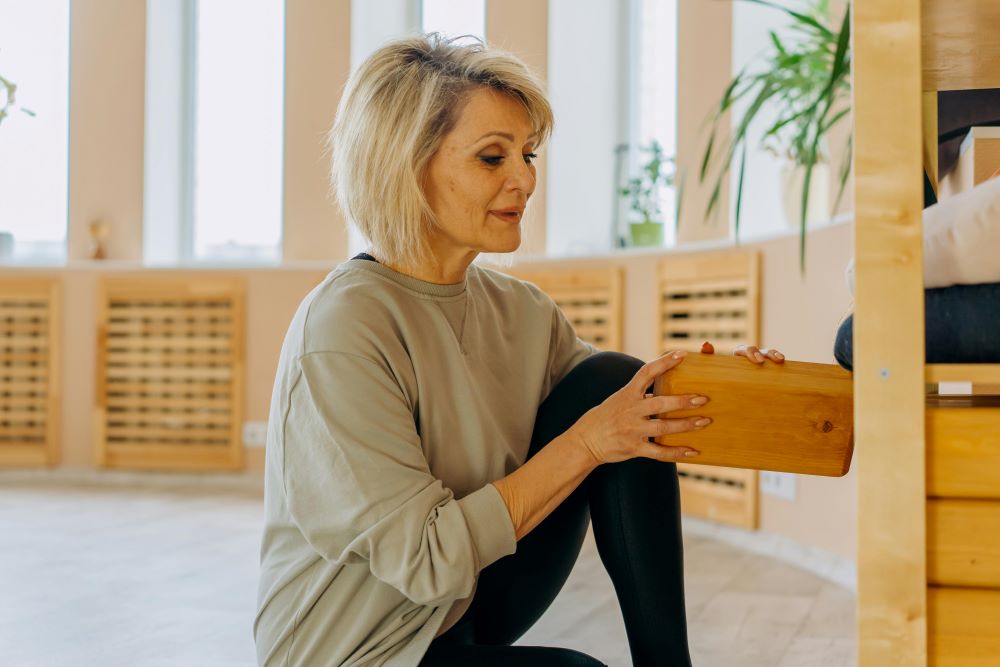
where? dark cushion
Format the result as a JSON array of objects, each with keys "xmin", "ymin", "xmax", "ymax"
[{"xmin": 834, "ymin": 282, "xmax": 1000, "ymax": 371}]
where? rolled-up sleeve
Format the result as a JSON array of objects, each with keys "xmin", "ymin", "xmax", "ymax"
[{"xmin": 280, "ymin": 351, "xmax": 516, "ymax": 607}]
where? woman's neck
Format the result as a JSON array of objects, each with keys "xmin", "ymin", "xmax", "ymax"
[{"xmin": 372, "ymin": 250, "xmax": 477, "ymax": 285}]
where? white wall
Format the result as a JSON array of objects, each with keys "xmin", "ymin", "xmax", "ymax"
[{"xmin": 545, "ymin": 0, "xmax": 628, "ymax": 257}]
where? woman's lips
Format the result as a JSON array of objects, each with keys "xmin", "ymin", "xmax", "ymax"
[{"xmin": 489, "ymin": 209, "xmax": 523, "ymax": 223}]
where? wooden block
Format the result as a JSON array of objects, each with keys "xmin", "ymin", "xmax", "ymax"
[
  {"xmin": 928, "ymin": 498, "xmax": 1000, "ymax": 588},
  {"xmin": 938, "ymin": 128, "xmax": 1000, "ymax": 200},
  {"xmin": 652, "ymin": 353, "xmax": 853, "ymax": 476},
  {"xmin": 928, "ymin": 587, "xmax": 1000, "ymax": 665},
  {"xmin": 927, "ymin": 407, "xmax": 1000, "ymax": 499}
]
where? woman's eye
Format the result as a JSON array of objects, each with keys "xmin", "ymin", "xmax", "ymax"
[
  {"xmin": 479, "ymin": 155, "xmax": 504, "ymax": 166},
  {"xmin": 523, "ymin": 152, "xmax": 538, "ymax": 165}
]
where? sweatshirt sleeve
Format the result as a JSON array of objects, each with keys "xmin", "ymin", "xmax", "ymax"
[
  {"xmin": 280, "ymin": 351, "xmax": 517, "ymax": 607},
  {"xmin": 546, "ymin": 300, "xmax": 599, "ymax": 389}
]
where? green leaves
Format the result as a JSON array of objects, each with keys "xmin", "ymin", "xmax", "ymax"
[
  {"xmin": 620, "ymin": 140, "xmax": 676, "ymax": 226},
  {"xmin": 697, "ymin": 0, "xmax": 852, "ymax": 273}
]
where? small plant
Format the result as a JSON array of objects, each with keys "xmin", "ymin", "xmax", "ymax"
[
  {"xmin": 1, "ymin": 55, "xmax": 36, "ymax": 129},
  {"xmin": 699, "ymin": 0, "xmax": 851, "ymax": 270},
  {"xmin": 620, "ymin": 140, "xmax": 676, "ymax": 225}
]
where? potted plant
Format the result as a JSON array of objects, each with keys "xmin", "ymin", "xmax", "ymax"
[
  {"xmin": 620, "ymin": 139, "xmax": 675, "ymax": 247},
  {"xmin": 699, "ymin": 0, "xmax": 851, "ymax": 270}
]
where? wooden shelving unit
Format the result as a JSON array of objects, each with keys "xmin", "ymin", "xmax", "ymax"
[{"xmin": 854, "ymin": 1, "xmax": 1000, "ymax": 664}]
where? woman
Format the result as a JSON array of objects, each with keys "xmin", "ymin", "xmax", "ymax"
[{"xmin": 254, "ymin": 34, "xmax": 783, "ymax": 667}]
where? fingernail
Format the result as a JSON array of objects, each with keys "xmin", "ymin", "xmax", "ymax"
[
  {"xmin": 684, "ymin": 450, "xmax": 700, "ymax": 457},
  {"xmin": 775, "ymin": 352, "xmax": 784, "ymax": 360},
  {"xmin": 695, "ymin": 418, "xmax": 712, "ymax": 427},
  {"xmin": 755, "ymin": 352, "xmax": 764, "ymax": 361},
  {"xmin": 672, "ymin": 351, "xmax": 687, "ymax": 359},
  {"xmin": 690, "ymin": 396, "xmax": 708, "ymax": 406}
]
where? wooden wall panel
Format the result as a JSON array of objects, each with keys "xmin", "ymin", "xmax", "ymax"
[
  {"xmin": 0, "ymin": 279, "xmax": 61, "ymax": 467},
  {"xmin": 96, "ymin": 277, "xmax": 245, "ymax": 471}
]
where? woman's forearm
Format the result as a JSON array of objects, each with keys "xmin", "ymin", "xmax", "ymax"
[{"xmin": 491, "ymin": 431, "xmax": 598, "ymax": 541}]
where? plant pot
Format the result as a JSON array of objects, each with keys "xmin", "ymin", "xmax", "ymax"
[
  {"xmin": 629, "ymin": 221, "xmax": 664, "ymax": 247},
  {"xmin": 780, "ymin": 162, "xmax": 830, "ymax": 229}
]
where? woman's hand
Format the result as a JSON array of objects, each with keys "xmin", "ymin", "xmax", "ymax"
[
  {"xmin": 569, "ymin": 351, "xmax": 710, "ymax": 466},
  {"xmin": 701, "ymin": 341, "xmax": 785, "ymax": 365}
]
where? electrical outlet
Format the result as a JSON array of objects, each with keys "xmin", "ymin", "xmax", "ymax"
[
  {"xmin": 760, "ymin": 471, "xmax": 796, "ymax": 501},
  {"xmin": 243, "ymin": 421, "xmax": 268, "ymax": 448}
]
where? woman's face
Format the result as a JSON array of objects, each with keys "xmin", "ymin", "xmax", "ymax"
[{"xmin": 422, "ymin": 87, "xmax": 538, "ymax": 266}]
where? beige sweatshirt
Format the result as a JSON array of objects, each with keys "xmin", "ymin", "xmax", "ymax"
[{"xmin": 254, "ymin": 259, "xmax": 596, "ymax": 666}]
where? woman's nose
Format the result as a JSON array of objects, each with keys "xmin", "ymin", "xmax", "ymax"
[{"xmin": 505, "ymin": 159, "xmax": 536, "ymax": 194}]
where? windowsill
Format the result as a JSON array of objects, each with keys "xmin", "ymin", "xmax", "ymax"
[
  {"xmin": 512, "ymin": 213, "xmax": 852, "ymax": 264},
  {"xmin": 0, "ymin": 214, "xmax": 853, "ymax": 272}
]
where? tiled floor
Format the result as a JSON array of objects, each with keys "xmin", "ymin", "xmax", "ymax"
[{"xmin": 0, "ymin": 480, "xmax": 855, "ymax": 666}]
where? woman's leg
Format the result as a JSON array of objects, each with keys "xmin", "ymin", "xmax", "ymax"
[
  {"xmin": 540, "ymin": 352, "xmax": 692, "ymax": 666},
  {"xmin": 421, "ymin": 352, "xmax": 690, "ymax": 666}
]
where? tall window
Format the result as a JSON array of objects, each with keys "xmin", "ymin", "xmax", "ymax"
[
  {"xmin": 0, "ymin": 0, "xmax": 70, "ymax": 263},
  {"xmin": 421, "ymin": 0, "xmax": 485, "ymax": 41},
  {"xmin": 144, "ymin": 0, "xmax": 284, "ymax": 264},
  {"xmin": 192, "ymin": 0, "xmax": 284, "ymax": 261},
  {"xmin": 633, "ymin": 0, "xmax": 678, "ymax": 246}
]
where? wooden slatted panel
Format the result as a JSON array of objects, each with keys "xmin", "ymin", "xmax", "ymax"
[
  {"xmin": 96, "ymin": 278, "xmax": 245, "ymax": 471},
  {"xmin": 928, "ymin": 587, "xmax": 1000, "ymax": 666},
  {"xmin": 927, "ymin": 408, "xmax": 1000, "ymax": 499},
  {"xmin": 657, "ymin": 250, "xmax": 761, "ymax": 530},
  {"xmin": 928, "ymin": 499, "xmax": 1000, "ymax": 588},
  {"xmin": 922, "ymin": 0, "xmax": 1000, "ymax": 91},
  {"xmin": 676, "ymin": 464, "xmax": 758, "ymax": 530},
  {"xmin": 0, "ymin": 279, "xmax": 60, "ymax": 466},
  {"xmin": 512, "ymin": 268, "xmax": 624, "ymax": 352},
  {"xmin": 657, "ymin": 250, "xmax": 759, "ymax": 355}
]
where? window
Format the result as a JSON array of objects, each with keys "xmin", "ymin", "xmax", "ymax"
[
  {"xmin": 547, "ymin": 0, "xmax": 677, "ymax": 257},
  {"xmin": 421, "ymin": 0, "xmax": 485, "ymax": 42},
  {"xmin": 632, "ymin": 0, "xmax": 678, "ymax": 246},
  {"xmin": 144, "ymin": 0, "xmax": 285, "ymax": 264},
  {"xmin": 0, "ymin": 0, "xmax": 70, "ymax": 264}
]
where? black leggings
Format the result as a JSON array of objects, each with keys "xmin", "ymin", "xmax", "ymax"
[{"xmin": 419, "ymin": 352, "xmax": 691, "ymax": 667}]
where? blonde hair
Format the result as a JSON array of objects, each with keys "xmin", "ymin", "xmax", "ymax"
[{"xmin": 329, "ymin": 33, "xmax": 553, "ymax": 267}]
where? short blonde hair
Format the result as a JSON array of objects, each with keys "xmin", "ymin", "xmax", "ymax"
[{"xmin": 329, "ymin": 33, "xmax": 553, "ymax": 267}]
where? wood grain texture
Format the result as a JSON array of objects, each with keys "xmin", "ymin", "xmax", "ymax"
[
  {"xmin": 927, "ymin": 499, "xmax": 1000, "ymax": 588},
  {"xmin": 928, "ymin": 586, "xmax": 1000, "ymax": 665},
  {"xmin": 927, "ymin": 407, "xmax": 1000, "ymax": 499},
  {"xmin": 652, "ymin": 354, "xmax": 853, "ymax": 476},
  {"xmin": 853, "ymin": 0, "xmax": 927, "ymax": 662},
  {"xmin": 922, "ymin": 0, "xmax": 1000, "ymax": 91}
]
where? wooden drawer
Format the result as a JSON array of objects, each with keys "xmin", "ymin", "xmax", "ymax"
[
  {"xmin": 929, "ymin": 586, "xmax": 1000, "ymax": 666},
  {"xmin": 927, "ymin": 408, "xmax": 1000, "ymax": 499},
  {"xmin": 928, "ymin": 499, "xmax": 1000, "ymax": 588}
]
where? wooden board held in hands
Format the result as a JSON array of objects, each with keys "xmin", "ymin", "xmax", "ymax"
[{"xmin": 652, "ymin": 354, "xmax": 854, "ymax": 476}]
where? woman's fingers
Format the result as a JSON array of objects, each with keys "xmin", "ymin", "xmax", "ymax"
[
  {"xmin": 641, "ymin": 442, "xmax": 700, "ymax": 461},
  {"xmin": 761, "ymin": 348, "xmax": 786, "ymax": 363},
  {"xmin": 638, "ymin": 393, "xmax": 709, "ymax": 417},
  {"xmin": 628, "ymin": 350, "xmax": 687, "ymax": 398},
  {"xmin": 644, "ymin": 415, "xmax": 712, "ymax": 438},
  {"xmin": 735, "ymin": 344, "xmax": 785, "ymax": 364},
  {"xmin": 735, "ymin": 344, "xmax": 765, "ymax": 363}
]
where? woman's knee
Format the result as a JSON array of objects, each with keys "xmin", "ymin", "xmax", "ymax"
[{"xmin": 556, "ymin": 351, "xmax": 644, "ymax": 404}]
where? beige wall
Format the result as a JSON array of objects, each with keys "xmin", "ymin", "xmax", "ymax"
[
  {"xmin": 68, "ymin": 0, "xmax": 147, "ymax": 260},
  {"xmin": 676, "ymin": 0, "xmax": 733, "ymax": 244},
  {"xmin": 282, "ymin": 0, "xmax": 351, "ymax": 262},
  {"xmin": 486, "ymin": 0, "xmax": 550, "ymax": 257}
]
